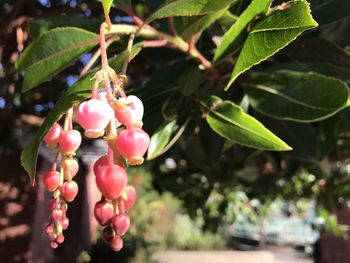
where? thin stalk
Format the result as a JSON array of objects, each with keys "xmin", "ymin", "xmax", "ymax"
[{"xmin": 80, "ymin": 36, "xmax": 118, "ymax": 77}]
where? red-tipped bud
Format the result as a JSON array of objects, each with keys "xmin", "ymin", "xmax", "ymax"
[
  {"xmin": 61, "ymin": 217, "xmax": 69, "ymax": 230},
  {"xmin": 124, "ymin": 185, "xmax": 137, "ymax": 211},
  {"xmin": 62, "ymin": 158, "xmax": 79, "ymax": 180},
  {"xmin": 50, "ymin": 242, "xmax": 58, "ymax": 249},
  {"xmin": 112, "ymin": 214, "xmax": 130, "ymax": 236},
  {"xmin": 110, "ymin": 235, "xmax": 123, "ymax": 252},
  {"xmin": 42, "ymin": 171, "xmax": 61, "ymax": 192},
  {"xmin": 94, "ymin": 200, "xmax": 114, "ymax": 226},
  {"xmin": 45, "ymin": 224, "xmax": 54, "ymax": 235},
  {"xmin": 116, "ymin": 128, "xmax": 150, "ymax": 165},
  {"xmin": 51, "ymin": 209, "xmax": 63, "ymax": 221},
  {"xmin": 58, "ymin": 130, "xmax": 82, "ymax": 154},
  {"xmin": 56, "ymin": 234, "xmax": 65, "ymax": 244},
  {"xmin": 95, "ymin": 165, "xmax": 128, "ymax": 200},
  {"xmin": 43, "ymin": 123, "xmax": 62, "ymax": 146},
  {"xmin": 61, "ymin": 181, "xmax": 78, "ymax": 202}
]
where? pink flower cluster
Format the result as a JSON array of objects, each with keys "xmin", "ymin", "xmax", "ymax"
[{"xmin": 41, "ymin": 93, "xmax": 150, "ymax": 251}]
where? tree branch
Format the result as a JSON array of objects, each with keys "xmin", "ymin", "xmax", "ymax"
[{"xmin": 107, "ymin": 24, "xmax": 212, "ymax": 70}]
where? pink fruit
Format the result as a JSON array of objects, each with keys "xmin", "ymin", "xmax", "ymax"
[
  {"xmin": 102, "ymin": 226, "xmax": 115, "ymax": 244},
  {"xmin": 58, "ymin": 130, "xmax": 82, "ymax": 154},
  {"xmin": 124, "ymin": 186, "xmax": 137, "ymax": 211},
  {"xmin": 62, "ymin": 158, "xmax": 79, "ymax": 180},
  {"xmin": 42, "ymin": 171, "xmax": 61, "ymax": 192},
  {"xmin": 116, "ymin": 128, "xmax": 150, "ymax": 165},
  {"xmin": 43, "ymin": 123, "xmax": 62, "ymax": 146},
  {"xmin": 93, "ymin": 155, "xmax": 109, "ymax": 176},
  {"xmin": 95, "ymin": 164, "xmax": 128, "ymax": 200},
  {"xmin": 112, "ymin": 214, "xmax": 130, "ymax": 236},
  {"xmin": 76, "ymin": 99, "xmax": 113, "ymax": 138},
  {"xmin": 61, "ymin": 181, "xmax": 78, "ymax": 202},
  {"xmin": 115, "ymin": 95, "xmax": 144, "ymax": 128},
  {"xmin": 110, "ymin": 235, "xmax": 123, "ymax": 252},
  {"xmin": 94, "ymin": 200, "xmax": 114, "ymax": 226}
]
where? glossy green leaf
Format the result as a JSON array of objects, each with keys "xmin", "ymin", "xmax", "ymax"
[
  {"xmin": 28, "ymin": 17, "xmax": 100, "ymax": 38},
  {"xmin": 16, "ymin": 27, "xmax": 99, "ymax": 92},
  {"xmin": 267, "ymin": 62, "xmax": 350, "ymax": 84},
  {"xmin": 21, "ymin": 44, "xmax": 143, "ymax": 182},
  {"xmin": 226, "ymin": 0, "xmax": 318, "ymax": 89},
  {"xmin": 245, "ymin": 71, "xmax": 350, "ymax": 122},
  {"xmin": 202, "ymin": 96, "xmax": 291, "ymax": 151},
  {"xmin": 146, "ymin": 0, "xmax": 237, "ymax": 23},
  {"xmin": 99, "ymin": 0, "xmax": 114, "ymax": 16},
  {"xmin": 147, "ymin": 120, "xmax": 177, "ymax": 160},
  {"xmin": 213, "ymin": 0, "xmax": 272, "ymax": 62}
]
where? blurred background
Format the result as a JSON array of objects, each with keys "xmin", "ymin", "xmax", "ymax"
[{"xmin": 0, "ymin": 0, "xmax": 350, "ymax": 262}]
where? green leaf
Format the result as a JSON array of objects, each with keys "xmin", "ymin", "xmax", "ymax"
[
  {"xmin": 21, "ymin": 44, "xmax": 143, "ymax": 182},
  {"xmin": 213, "ymin": 0, "xmax": 272, "ymax": 62},
  {"xmin": 99, "ymin": 0, "xmax": 114, "ymax": 16},
  {"xmin": 147, "ymin": 120, "xmax": 177, "ymax": 160},
  {"xmin": 146, "ymin": 0, "xmax": 237, "ymax": 23},
  {"xmin": 180, "ymin": 9, "xmax": 227, "ymax": 40},
  {"xmin": 202, "ymin": 96, "xmax": 291, "ymax": 151},
  {"xmin": 28, "ymin": 17, "xmax": 100, "ymax": 38},
  {"xmin": 226, "ymin": 0, "xmax": 318, "ymax": 89},
  {"xmin": 16, "ymin": 27, "xmax": 99, "ymax": 92},
  {"xmin": 245, "ymin": 71, "xmax": 350, "ymax": 122},
  {"xmin": 178, "ymin": 67, "xmax": 202, "ymax": 95}
]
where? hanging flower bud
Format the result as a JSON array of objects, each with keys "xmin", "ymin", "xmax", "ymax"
[{"xmin": 76, "ymin": 99, "xmax": 114, "ymax": 138}]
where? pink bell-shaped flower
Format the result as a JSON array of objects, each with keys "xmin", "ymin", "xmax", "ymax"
[
  {"xmin": 76, "ymin": 99, "xmax": 114, "ymax": 138},
  {"xmin": 115, "ymin": 95, "xmax": 144, "ymax": 128},
  {"xmin": 58, "ymin": 130, "xmax": 82, "ymax": 154},
  {"xmin": 95, "ymin": 164, "xmax": 128, "ymax": 200},
  {"xmin": 116, "ymin": 128, "xmax": 150, "ymax": 165},
  {"xmin": 112, "ymin": 213, "xmax": 130, "ymax": 236}
]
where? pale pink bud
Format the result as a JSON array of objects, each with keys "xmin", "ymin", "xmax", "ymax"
[
  {"xmin": 76, "ymin": 99, "xmax": 114, "ymax": 138},
  {"xmin": 58, "ymin": 130, "xmax": 81, "ymax": 154},
  {"xmin": 115, "ymin": 95, "xmax": 144, "ymax": 128}
]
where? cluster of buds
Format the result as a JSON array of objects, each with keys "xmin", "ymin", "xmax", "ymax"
[
  {"xmin": 87, "ymin": 93, "xmax": 148, "ymax": 251},
  {"xmin": 40, "ymin": 22, "xmax": 150, "ymax": 251},
  {"xmin": 42, "ymin": 121, "xmax": 81, "ymax": 248}
]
